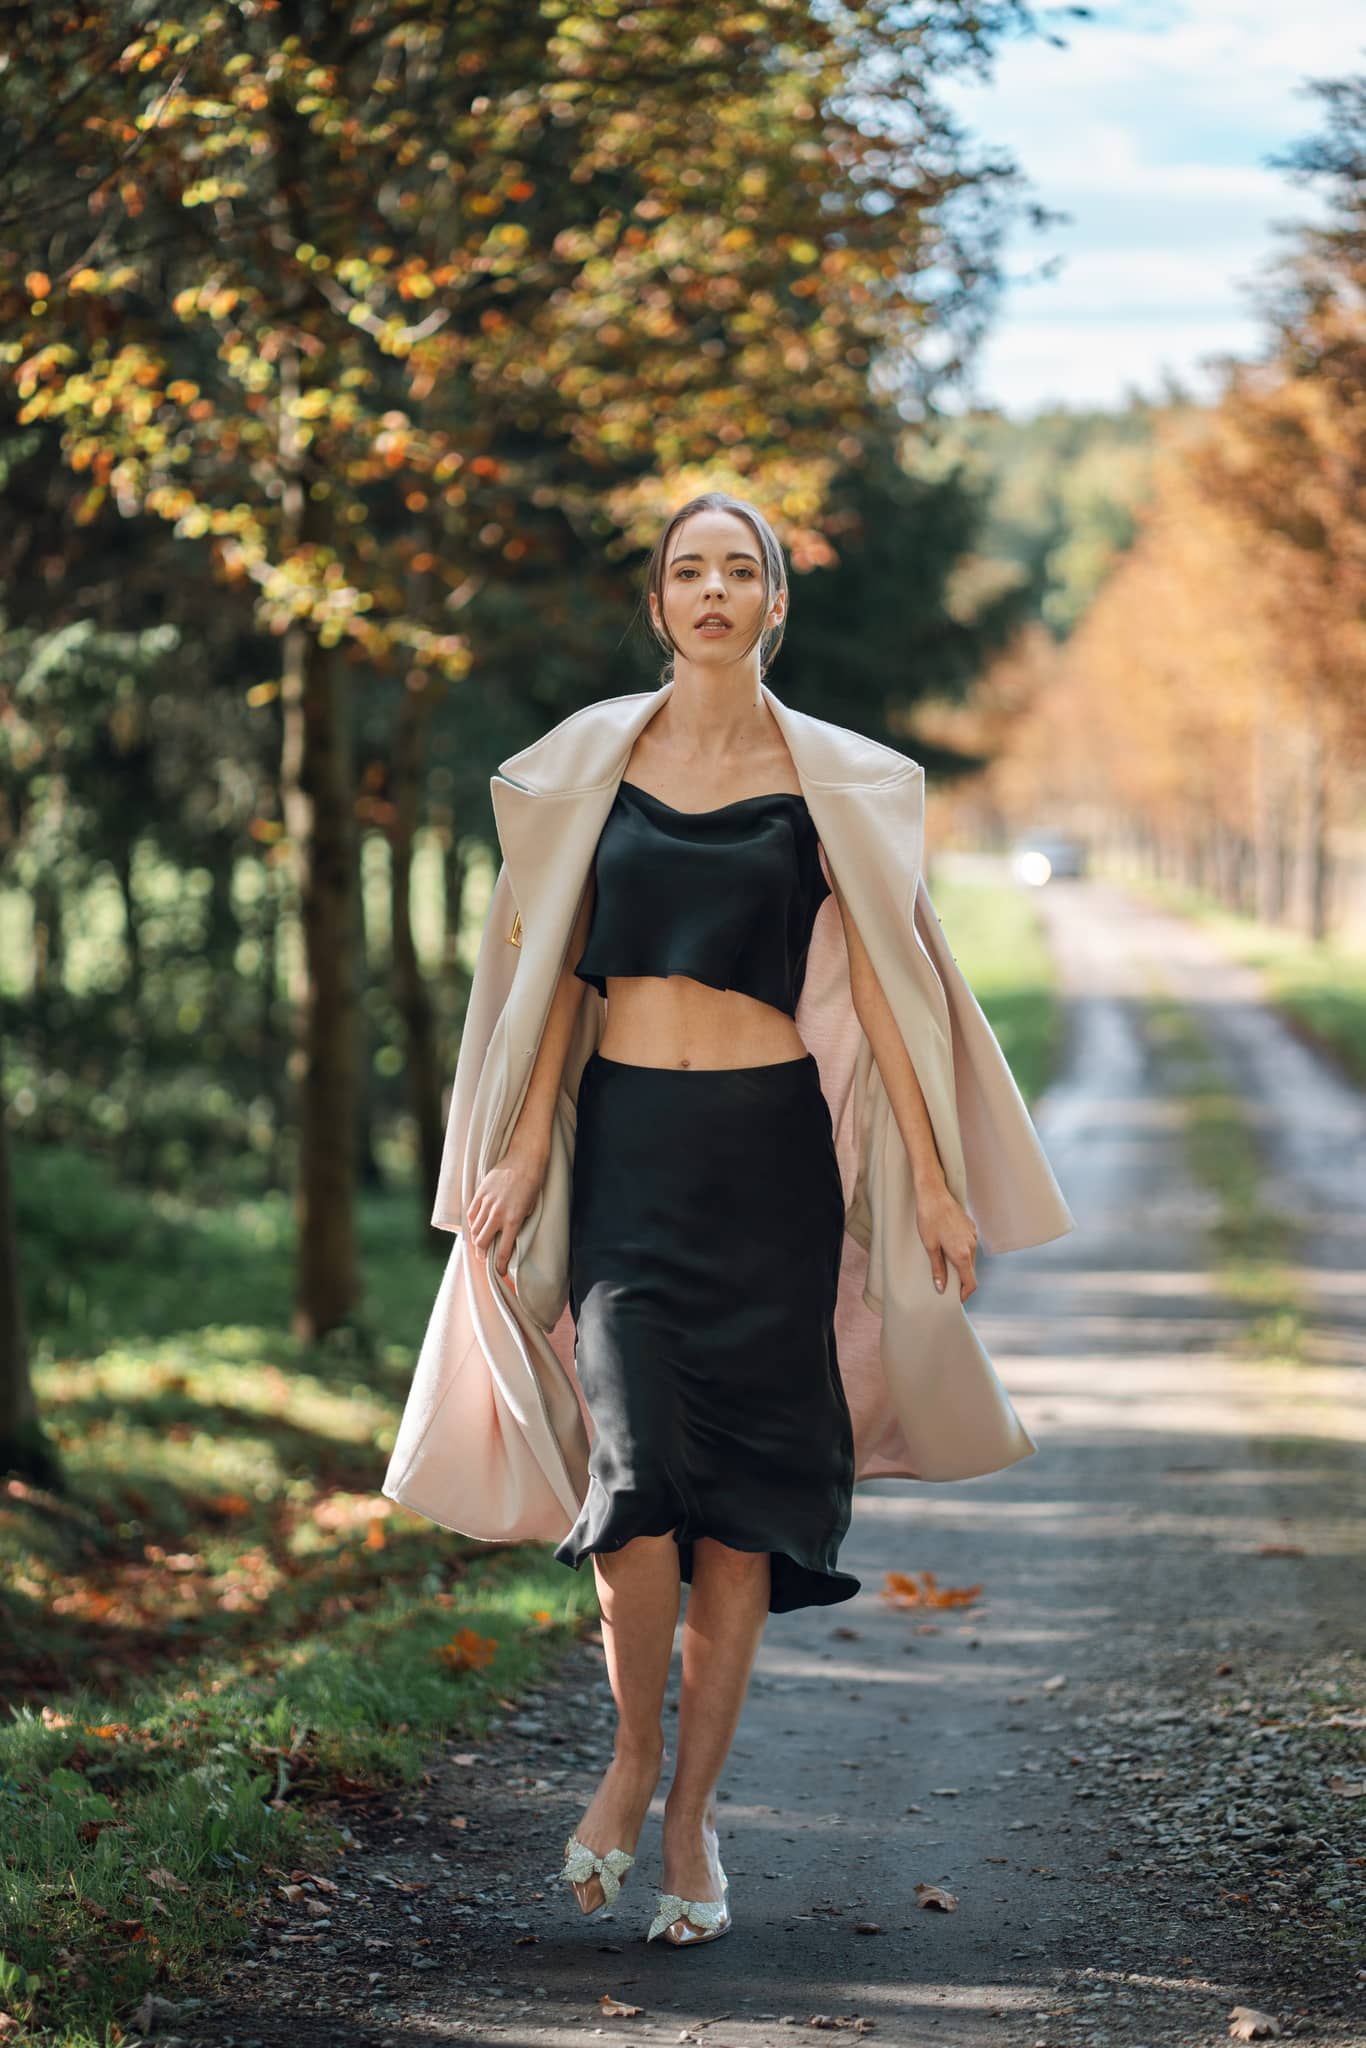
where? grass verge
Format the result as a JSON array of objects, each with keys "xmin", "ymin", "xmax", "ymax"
[
  {"xmin": 1109, "ymin": 861, "xmax": 1366, "ymax": 1090},
  {"xmin": 3, "ymin": 1155, "xmax": 597, "ymax": 2045},
  {"xmin": 1140, "ymin": 987, "xmax": 1310, "ymax": 1363},
  {"xmin": 927, "ymin": 871, "xmax": 1067, "ymax": 1107}
]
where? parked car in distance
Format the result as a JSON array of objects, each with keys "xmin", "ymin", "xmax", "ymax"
[{"xmin": 1010, "ymin": 832, "xmax": 1087, "ymax": 885}]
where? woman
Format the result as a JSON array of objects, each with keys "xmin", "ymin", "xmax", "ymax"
[{"xmin": 384, "ymin": 490, "xmax": 1075, "ymax": 1951}]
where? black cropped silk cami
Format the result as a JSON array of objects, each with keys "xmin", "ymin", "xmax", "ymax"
[{"xmin": 573, "ymin": 779, "xmax": 832, "ymax": 1019}]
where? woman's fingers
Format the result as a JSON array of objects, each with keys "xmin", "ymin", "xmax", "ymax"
[{"xmin": 929, "ymin": 1236, "xmax": 977, "ymax": 1300}]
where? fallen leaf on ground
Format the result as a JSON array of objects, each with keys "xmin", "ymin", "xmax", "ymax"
[
  {"xmin": 145, "ymin": 1866, "xmax": 190, "ymax": 1893},
  {"xmin": 1229, "ymin": 2006, "xmax": 1280, "ymax": 2039},
  {"xmin": 432, "ymin": 1630, "xmax": 498, "ymax": 1672},
  {"xmin": 1256, "ymin": 1544, "xmax": 1305, "ymax": 1558},
  {"xmin": 880, "ymin": 1569, "xmax": 981, "ymax": 1610},
  {"xmin": 914, "ymin": 1883, "xmax": 958, "ymax": 1911},
  {"xmin": 599, "ymin": 1992, "xmax": 643, "ymax": 2016}
]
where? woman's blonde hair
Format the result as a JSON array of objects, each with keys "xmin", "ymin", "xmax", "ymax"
[{"xmin": 641, "ymin": 492, "xmax": 789, "ymax": 681}]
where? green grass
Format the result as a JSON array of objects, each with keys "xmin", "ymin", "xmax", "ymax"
[
  {"xmin": 1140, "ymin": 986, "xmax": 1309, "ymax": 1363},
  {"xmin": 1109, "ymin": 862, "xmax": 1366, "ymax": 1088},
  {"xmin": 927, "ymin": 870, "xmax": 1067, "ymax": 1106},
  {"xmin": 2, "ymin": 1150, "xmax": 597, "ymax": 2045}
]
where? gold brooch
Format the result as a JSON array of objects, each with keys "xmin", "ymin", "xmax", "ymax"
[{"xmin": 506, "ymin": 909, "xmax": 523, "ymax": 949}]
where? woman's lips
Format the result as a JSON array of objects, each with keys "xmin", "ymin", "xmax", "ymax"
[{"xmin": 695, "ymin": 620, "xmax": 732, "ymax": 633}]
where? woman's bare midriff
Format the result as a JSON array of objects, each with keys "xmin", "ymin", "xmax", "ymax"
[{"xmin": 596, "ymin": 974, "xmax": 808, "ymax": 1070}]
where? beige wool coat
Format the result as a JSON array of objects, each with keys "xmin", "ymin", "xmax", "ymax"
[{"xmin": 382, "ymin": 679, "xmax": 1076, "ymax": 1543}]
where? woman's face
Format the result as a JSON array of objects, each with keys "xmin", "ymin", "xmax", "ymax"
[{"xmin": 651, "ymin": 510, "xmax": 783, "ymax": 670}]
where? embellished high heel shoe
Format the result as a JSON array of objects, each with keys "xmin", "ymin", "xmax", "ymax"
[
  {"xmin": 646, "ymin": 1861, "xmax": 731, "ymax": 1946},
  {"xmin": 559, "ymin": 1832, "xmax": 636, "ymax": 1916}
]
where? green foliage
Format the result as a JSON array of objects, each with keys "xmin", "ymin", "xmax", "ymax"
[
  {"xmin": 931, "ymin": 401, "xmax": 1168, "ymax": 639},
  {"xmin": 926, "ymin": 868, "xmax": 1064, "ymax": 1107}
]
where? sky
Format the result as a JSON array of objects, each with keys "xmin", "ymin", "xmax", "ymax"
[{"xmin": 932, "ymin": 0, "xmax": 1363, "ymax": 418}]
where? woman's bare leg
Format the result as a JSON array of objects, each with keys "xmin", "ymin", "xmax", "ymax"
[
  {"xmin": 566, "ymin": 1530, "xmax": 681, "ymax": 1909},
  {"xmin": 659, "ymin": 1538, "xmax": 770, "ymax": 1925}
]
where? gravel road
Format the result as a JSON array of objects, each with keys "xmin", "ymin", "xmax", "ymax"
[{"xmin": 197, "ymin": 878, "xmax": 1364, "ymax": 2048}]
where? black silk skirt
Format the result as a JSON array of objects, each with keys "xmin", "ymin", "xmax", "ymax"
[{"xmin": 554, "ymin": 1049, "xmax": 860, "ymax": 1614}]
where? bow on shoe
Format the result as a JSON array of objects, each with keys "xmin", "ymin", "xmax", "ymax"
[
  {"xmin": 646, "ymin": 1867, "xmax": 730, "ymax": 1944},
  {"xmin": 560, "ymin": 1833, "xmax": 635, "ymax": 1909}
]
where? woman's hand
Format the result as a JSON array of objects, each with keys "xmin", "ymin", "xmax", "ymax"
[
  {"xmin": 916, "ymin": 1179, "xmax": 979, "ymax": 1301},
  {"xmin": 465, "ymin": 1144, "xmax": 548, "ymax": 1282}
]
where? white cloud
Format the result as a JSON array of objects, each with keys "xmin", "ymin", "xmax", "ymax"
[{"xmin": 933, "ymin": 0, "xmax": 1360, "ymax": 413}]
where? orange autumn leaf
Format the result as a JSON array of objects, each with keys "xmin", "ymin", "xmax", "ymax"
[
  {"xmin": 364, "ymin": 1514, "xmax": 387, "ymax": 1550},
  {"xmin": 880, "ymin": 1569, "xmax": 982, "ymax": 1610},
  {"xmin": 431, "ymin": 1628, "xmax": 497, "ymax": 1672},
  {"xmin": 599, "ymin": 1993, "xmax": 643, "ymax": 2016}
]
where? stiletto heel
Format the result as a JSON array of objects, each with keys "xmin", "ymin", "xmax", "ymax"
[
  {"xmin": 646, "ymin": 1861, "xmax": 731, "ymax": 1946},
  {"xmin": 559, "ymin": 1832, "xmax": 635, "ymax": 1916}
]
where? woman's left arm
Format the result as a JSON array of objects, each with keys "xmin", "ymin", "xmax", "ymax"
[{"xmin": 826, "ymin": 862, "xmax": 979, "ymax": 1303}]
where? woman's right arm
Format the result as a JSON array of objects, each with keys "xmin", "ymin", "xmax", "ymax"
[{"xmin": 465, "ymin": 866, "xmax": 597, "ymax": 1278}]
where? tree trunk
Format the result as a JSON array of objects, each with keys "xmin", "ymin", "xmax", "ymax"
[
  {"xmin": 1298, "ymin": 722, "xmax": 1331, "ymax": 943},
  {"xmin": 0, "ymin": 1056, "xmax": 60, "ymax": 1487},
  {"xmin": 354, "ymin": 830, "xmax": 382, "ymax": 1194},
  {"xmin": 280, "ymin": 620, "xmax": 359, "ymax": 1340},
  {"xmin": 443, "ymin": 831, "xmax": 470, "ymax": 979},
  {"xmin": 31, "ymin": 876, "xmax": 63, "ymax": 999},
  {"xmin": 115, "ymin": 837, "xmax": 143, "ymax": 1010},
  {"xmin": 390, "ymin": 678, "xmax": 447, "ymax": 1238}
]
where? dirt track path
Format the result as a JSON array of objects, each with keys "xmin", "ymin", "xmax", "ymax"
[{"xmin": 201, "ymin": 879, "xmax": 1365, "ymax": 2048}]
